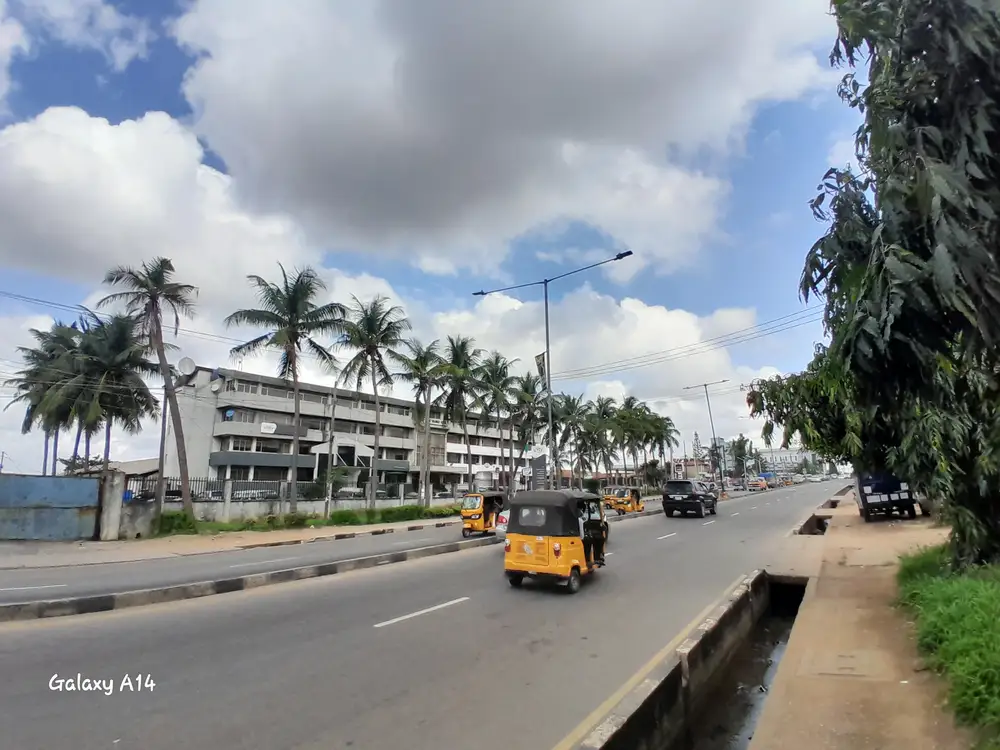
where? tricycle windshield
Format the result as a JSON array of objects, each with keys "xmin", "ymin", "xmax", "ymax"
[
  {"xmin": 461, "ymin": 495, "xmax": 482, "ymax": 509},
  {"xmin": 613, "ymin": 489, "xmax": 628, "ymax": 498}
]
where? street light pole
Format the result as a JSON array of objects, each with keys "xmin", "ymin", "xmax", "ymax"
[
  {"xmin": 473, "ymin": 250, "xmax": 634, "ymax": 492},
  {"xmin": 543, "ymin": 279, "xmax": 555, "ymax": 489},
  {"xmin": 685, "ymin": 379, "xmax": 728, "ymax": 490}
]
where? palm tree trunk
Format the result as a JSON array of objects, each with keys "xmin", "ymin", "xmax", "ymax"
[
  {"xmin": 289, "ymin": 367, "xmax": 302, "ymax": 515},
  {"xmin": 51, "ymin": 430, "xmax": 60, "ymax": 476},
  {"xmin": 497, "ymin": 411, "xmax": 506, "ymax": 495},
  {"xmin": 370, "ymin": 362, "xmax": 382, "ymax": 511},
  {"xmin": 463, "ymin": 416, "xmax": 474, "ymax": 492},
  {"xmin": 72, "ymin": 422, "xmax": 83, "ymax": 464},
  {"xmin": 152, "ymin": 323, "xmax": 195, "ymax": 521},
  {"xmin": 102, "ymin": 421, "xmax": 112, "ymax": 470},
  {"xmin": 42, "ymin": 431, "xmax": 50, "ymax": 475},
  {"xmin": 422, "ymin": 389, "xmax": 433, "ymax": 508}
]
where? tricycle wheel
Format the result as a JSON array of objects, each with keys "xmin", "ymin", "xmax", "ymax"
[
  {"xmin": 508, "ymin": 574, "xmax": 524, "ymax": 588},
  {"xmin": 566, "ymin": 569, "xmax": 582, "ymax": 594},
  {"xmin": 906, "ymin": 504, "xmax": 917, "ymax": 520},
  {"xmin": 863, "ymin": 509, "xmax": 873, "ymax": 523},
  {"xmin": 462, "ymin": 528, "xmax": 472, "ymax": 538}
]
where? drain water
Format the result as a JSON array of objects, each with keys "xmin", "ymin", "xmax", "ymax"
[{"xmin": 679, "ymin": 582, "xmax": 805, "ymax": 750}]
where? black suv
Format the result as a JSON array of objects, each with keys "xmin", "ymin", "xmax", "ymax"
[{"xmin": 662, "ymin": 480, "xmax": 718, "ymax": 518}]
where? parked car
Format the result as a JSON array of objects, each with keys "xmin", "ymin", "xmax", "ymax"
[
  {"xmin": 662, "ymin": 479, "xmax": 718, "ymax": 518},
  {"xmin": 747, "ymin": 478, "xmax": 767, "ymax": 492},
  {"xmin": 855, "ymin": 471, "xmax": 919, "ymax": 522}
]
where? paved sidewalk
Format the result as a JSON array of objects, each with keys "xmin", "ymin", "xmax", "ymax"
[
  {"xmin": 0, "ymin": 516, "xmax": 462, "ymax": 569},
  {"xmin": 749, "ymin": 499, "xmax": 971, "ymax": 750}
]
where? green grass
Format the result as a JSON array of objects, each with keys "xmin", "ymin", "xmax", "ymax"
[
  {"xmin": 156, "ymin": 504, "xmax": 462, "ymax": 537},
  {"xmin": 898, "ymin": 545, "xmax": 1000, "ymax": 748}
]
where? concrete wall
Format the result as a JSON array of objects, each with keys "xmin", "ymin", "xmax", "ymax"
[{"xmin": 0, "ymin": 473, "xmax": 100, "ymax": 540}]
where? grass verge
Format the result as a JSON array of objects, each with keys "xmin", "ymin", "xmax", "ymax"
[
  {"xmin": 156, "ymin": 504, "xmax": 462, "ymax": 537},
  {"xmin": 897, "ymin": 545, "xmax": 1000, "ymax": 749}
]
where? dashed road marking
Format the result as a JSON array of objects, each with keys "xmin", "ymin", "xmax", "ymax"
[{"xmin": 374, "ymin": 596, "xmax": 470, "ymax": 628}]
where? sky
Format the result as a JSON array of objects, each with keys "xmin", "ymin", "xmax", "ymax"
[{"xmin": 0, "ymin": 0, "xmax": 860, "ymax": 476}]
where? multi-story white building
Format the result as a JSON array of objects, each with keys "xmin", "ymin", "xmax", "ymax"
[{"xmin": 163, "ymin": 366, "xmax": 533, "ymax": 492}]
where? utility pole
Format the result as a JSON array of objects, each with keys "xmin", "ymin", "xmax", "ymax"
[
  {"xmin": 684, "ymin": 379, "xmax": 728, "ymax": 491},
  {"xmin": 0, "ymin": 450, "xmax": 6, "ymax": 473},
  {"xmin": 154, "ymin": 384, "xmax": 168, "ymax": 519}
]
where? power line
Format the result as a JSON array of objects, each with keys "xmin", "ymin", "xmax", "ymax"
[{"xmin": 552, "ymin": 309, "xmax": 822, "ymax": 381}]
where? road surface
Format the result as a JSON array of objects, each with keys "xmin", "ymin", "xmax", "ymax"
[
  {"xmin": 0, "ymin": 523, "xmax": 470, "ymax": 604},
  {"xmin": 0, "ymin": 482, "xmax": 841, "ymax": 750}
]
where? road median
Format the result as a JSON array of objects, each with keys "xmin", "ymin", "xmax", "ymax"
[
  {"xmin": 0, "ymin": 535, "xmax": 502, "ymax": 623},
  {"xmin": 0, "ymin": 505, "xmax": 667, "ymax": 622}
]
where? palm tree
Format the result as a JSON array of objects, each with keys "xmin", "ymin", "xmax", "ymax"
[
  {"xmin": 479, "ymin": 352, "xmax": 519, "ymax": 496},
  {"xmin": 439, "ymin": 336, "xmax": 485, "ymax": 494},
  {"xmin": 555, "ymin": 393, "xmax": 589, "ymax": 488},
  {"xmin": 99, "ymin": 258, "xmax": 198, "ymax": 520},
  {"xmin": 510, "ymin": 372, "xmax": 545, "ymax": 488},
  {"xmin": 225, "ymin": 264, "xmax": 346, "ymax": 513},
  {"xmin": 4, "ymin": 321, "xmax": 81, "ymax": 474},
  {"xmin": 396, "ymin": 338, "xmax": 446, "ymax": 507},
  {"xmin": 338, "ymin": 295, "xmax": 412, "ymax": 509},
  {"xmin": 63, "ymin": 313, "xmax": 161, "ymax": 470}
]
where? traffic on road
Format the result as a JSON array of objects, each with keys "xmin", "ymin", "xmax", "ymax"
[{"xmin": 0, "ymin": 481, "xmax": 841, "ymax": 750}]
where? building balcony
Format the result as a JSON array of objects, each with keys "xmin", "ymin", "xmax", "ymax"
[{"xmin": 208, "ymin": 451, "xmax": 318, "ymax": 469}]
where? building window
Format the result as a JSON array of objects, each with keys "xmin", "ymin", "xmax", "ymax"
[
  {"xmin": 447, "ymin": 452, "xmax": 463, "ymax": 463},
  {"xmin": 231, "ymin": 437, "xmax": 252, "ymax": 451},
  {"xmin": 386, "ymin": 405, "xmax": 410, "ymax": 416},
  {"xmin": 359, "ymin": 400, "xmax": 377, "ymax": 411},
  {"xmin": 230, "ymin": 466, "xmax": 250, "ymax": 480},
  {"xmin": 390, "ymin": 451, "xmax": 407, "ymax": 461},
  {"xmin": 382, "ymin": 426, "xmax": 411, "ymax": 439},
  {"xmin": 359, "ymin": 424, "xmax": 377, "ymax": 436},
  {"xmin": 302, "ymin": 418, "xmax": 325, "ymax": 431},
  {"xmin": 260, "ymin": 385, "xmax": 289, "ymax": 398},
  {"xmin": 333, "ymin": 419, "xmax": 356, "ymax": 433},
  {"xmin": 256, "ymin": 439, "xmax": 287, "ymax": 454},
  {"xmin": 336, "ymin": 396, "xmax": 355, "ymax": 409},
  {"xmin": 300, "ymin": 391, "xmax": 324, "ymax": 404}
]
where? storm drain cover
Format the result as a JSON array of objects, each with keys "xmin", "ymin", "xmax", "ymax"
[{"xmin": 797, "ymin": 650, "xmax": 893, "ymax": 680}]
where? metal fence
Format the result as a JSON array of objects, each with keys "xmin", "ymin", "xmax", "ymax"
[{"xmin": 126, "ymin": 477, "xmax": 448, "ymax": 505}]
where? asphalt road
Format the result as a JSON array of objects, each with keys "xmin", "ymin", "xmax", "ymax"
[
  {"xmin": 0, "ymin": 482, "xmax": 842, "ymax": 750},
  {"xmin": 0, "ymin": 524, "xmax": 468, "ymax": 604}
]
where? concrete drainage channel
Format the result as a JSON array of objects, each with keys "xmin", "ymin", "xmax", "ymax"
[
  {"xmin": 0, "ymin": 503, "xmax": 664, "ymax": 622},
  {"xmin": 577, "ymin": 571, "xmax": 807, "ymax": 750}
]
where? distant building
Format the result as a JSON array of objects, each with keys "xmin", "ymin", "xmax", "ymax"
[{"xmin": 162, "ymin": 366, "xmax": 532, "ymax": 492}]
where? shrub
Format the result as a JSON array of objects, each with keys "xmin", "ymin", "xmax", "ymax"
[
  {"xmin": 157, "ymin": 510, "xmax": 197, "ymax": 535},
  {"xmin": 898, "ymin": 546, "xmax": 1000, "ymax": 741}
]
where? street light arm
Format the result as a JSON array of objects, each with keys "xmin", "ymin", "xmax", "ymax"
[
  {"xmin": 545, "ymin": 250, "xmax": 633, "ymax": 284},
  {"xmin": 471, "ymin": 250, "xmax": 633, "ymax": 296}
]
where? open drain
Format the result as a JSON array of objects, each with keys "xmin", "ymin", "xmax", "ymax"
[
  {"xmin": 794, "ymin": 514, "xmax": 830, "ymax": 535},
  {"xmin": 677, "ymin": 579, "xmax": 806, "ymax": 750}
]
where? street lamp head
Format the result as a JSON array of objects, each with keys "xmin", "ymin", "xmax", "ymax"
[
  {"xmin": 472, "ymin": 290, "xmax": 487, "ymax": 296},
  {"xmin": 614, "ymin": 250, "xmax": 634, "ymax": 261}
]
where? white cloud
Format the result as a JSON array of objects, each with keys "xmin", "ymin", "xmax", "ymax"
[
  {"xmin": 0, "ymin": 0, "xmax": 29, "ymax": 109},
  {"xmin": 13, "ymin": 0, "xmax": 153, "ymax": 71},
  {"xmin": 827, "ymin": 134, "xmax": 857, "ymax": 171},
  {"xmin": 171, "ymin": 0, "xmax": 836, "ymax": 278}
]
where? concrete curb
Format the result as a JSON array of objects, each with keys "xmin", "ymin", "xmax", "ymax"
[
  {"xmin": 0, "ymin": 535, "xmax": 501, "ymax": 623},
  {"xmin": 0, "ymin": 500, "xmax": 670, "ymax": 622},
  {"xmin": 236, "ymin": 519, "xmax": 461, "ymax": 550},
  {"xmin": 576, "ymin": 570, "xmax": 780, "ymax": 750}
]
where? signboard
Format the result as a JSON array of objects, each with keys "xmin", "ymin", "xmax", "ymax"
[
  {"xmin": 529, "ymin": 454, "xmax": 548, "ymax": 490},
  {"xmin": 260, "ymin": 422, "xmax": 277, "ymax": 434},
  {"xmin": 534, "ymin": 352, "xmax": 547, "ymax": 383}
]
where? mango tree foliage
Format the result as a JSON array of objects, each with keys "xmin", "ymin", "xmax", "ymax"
[{"xmin": 750, "ymin": 0, "xmax": 1000, "ymax": 567}]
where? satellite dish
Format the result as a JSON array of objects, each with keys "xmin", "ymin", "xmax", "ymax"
[
  {"xmin": 211, "ymin": 381, "xmax": 222, "ymax": 393},
  {"xmin": 177, "ymin": 357, "xmax": 197, "ymax": 376}
]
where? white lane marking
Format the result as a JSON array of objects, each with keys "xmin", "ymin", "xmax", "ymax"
[
  {"xmin": 702, "ymin": 520, "xmax": 716, "ymax": 526},
  {"xmin": 657, "ymin": 532, "xmax": 677, "ymax": 540},
  {"xmin": 765, "ymin": 503, "xmax": 771, "ymax": 506},
  {"xmin": 605, "ymin": 552, "xmax": 615, "ymax": 556},
  {"xmin": 0, "ymin": 583, "xmax": 66, "ymax": 592},
  {"xmin": 393, "ymin": 537, "xmax": 431, "ymax": 546},
  {"xmin": 751, "ymin": 506, "xmax": 758, "ymax": 510},
  {"xmin": 377, "ymin": 560, "xmax": 392, "ymax": 565},
  {"xmin": 228, "ymin": 556, "xmax": 300, "ymax": 569},
  {"xmin": 730, "ymin": 512, "xmax": 740, "ymax": 517},
  {"xmin": 374, "ymin": 597, "xmax": 470, "ymax": 628}
]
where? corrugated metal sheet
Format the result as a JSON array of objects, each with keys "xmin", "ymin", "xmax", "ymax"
[{"xmin": 0, "ymin": 474, "xmax": 100, "ymax": 540}]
